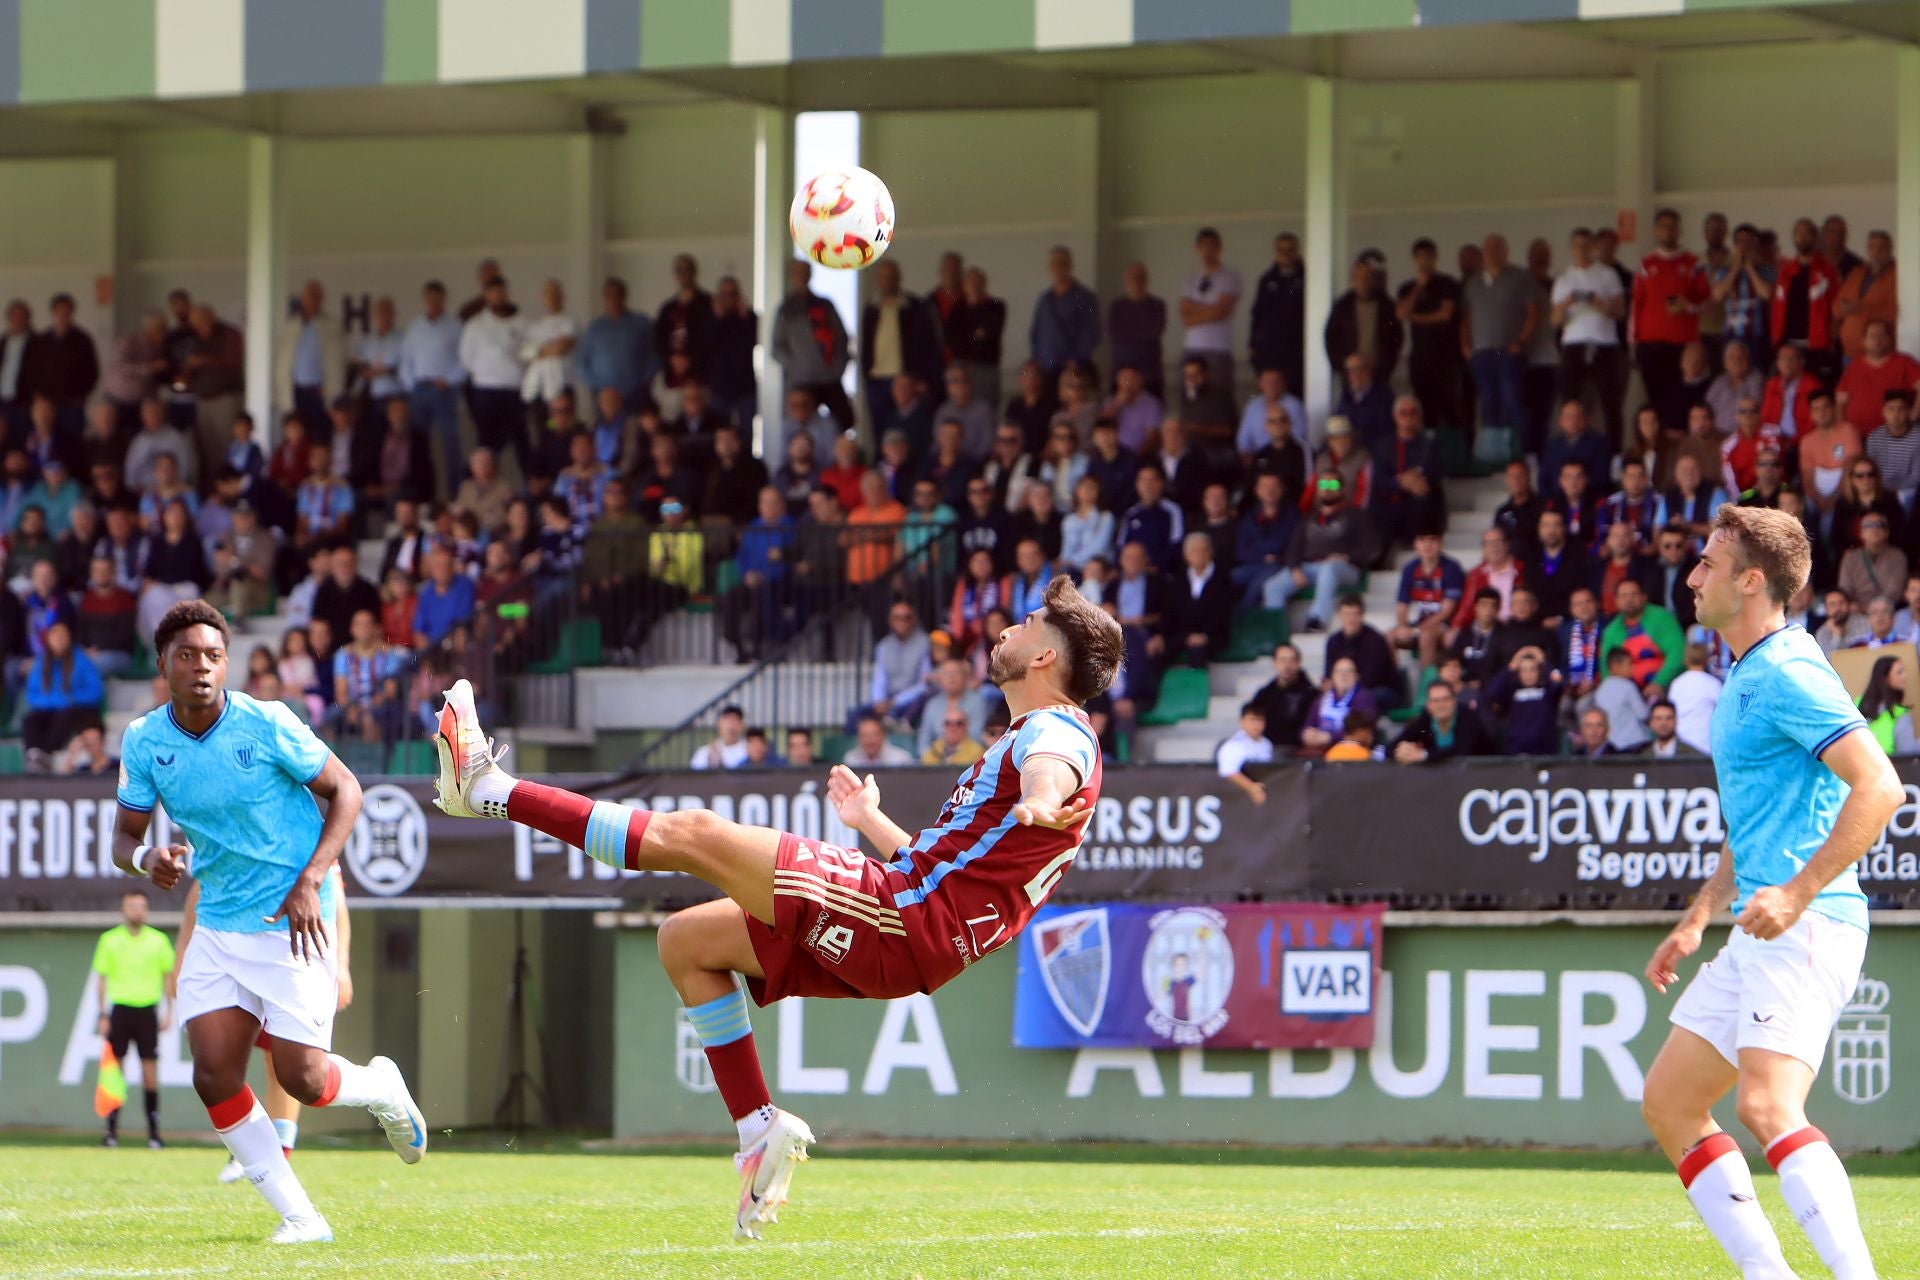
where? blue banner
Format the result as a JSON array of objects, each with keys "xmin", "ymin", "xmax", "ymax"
[{"xmin": 1013, "ymin": 902, "xmax": 1386, "ymax": 1050}]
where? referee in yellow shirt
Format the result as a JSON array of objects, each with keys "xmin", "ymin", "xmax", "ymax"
[{"xmin": 92, "ymin": 890, "xmax": 176, "ymax": 1148}]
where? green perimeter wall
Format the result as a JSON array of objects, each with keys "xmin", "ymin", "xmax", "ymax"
[{"xmin": 612, "ymin": 923, "xmax": 1917, "ymax": 1152}]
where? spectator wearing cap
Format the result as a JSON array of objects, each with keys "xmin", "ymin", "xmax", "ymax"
[
  {"xmin": 1325, "ymin": 256, "xmax": 1403, "ymax": 395},
  {"xmin": 273, "ymin": 281, "xmax": 343, "ymax": 441},
  {"xmin": 1372, "ymin": 395, "xmax": 1444, "ymax": 549},
  {"xmin": 1838, "ymin": 319, "xmax": 1920, "ymax": 435},
  {"xmin": 1109, "ymin": 263, "xmax": 1167, "ymax": 400},
  {"xmin": 1396, "ymin": 237, "xmax": 1464, "ymax": 431},
  {"xmin": 1391, "ymin": 680, "xmax": 1493, "ymax": 763},
  {"xmin": 1250, "ymin": 233, "xmax": 1307, "ymax": 395},
  {"xmin": 1217, "ymin": 703, "xmax": 1275, "ymax": 804},
  {"xmin": 1286, "ymin": 474, "xmax": 1378, "ymax": 633},
  {"xmin": 1313, "ymin": 416, "xmax": 1372, "ymax": 508},
  {"xmin": 1865, "ymin": 388, "xmax": 1920, "ymax": 508},
  {"xmin": 1833, "ymin": 230, "xmax": 1898, "ymax": 363},
  {"xmin": 691, "ymin": 706, "xmax": 750, "ymax": 771},
  {"xmin": 1181, "ymin": 228, "xmax": 1242, "ymax": 403},
  {"xmin": 23, "ymin": 293, "xmax": 98, "ymax": 437}
]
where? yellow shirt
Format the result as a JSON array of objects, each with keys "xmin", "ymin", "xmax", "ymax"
[
  {"xmin": 922, "ymin": 738, "xmax": 986, "ymax": 768},
  {"xmin": 870, "ymin": 297, "xmax": 904, "ymax": 378},
  {"xmin": 648, "ymin": 528, "xmax": 704, "ymax": 594},
  {"xmin": 92, "ymin": 924, "xmax": 175, "ymax": 1009}
]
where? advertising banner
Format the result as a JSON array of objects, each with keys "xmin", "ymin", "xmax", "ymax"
[{"xmin": 1013, "ymin": 902, "xmax": 1385, "ymax": 1050}]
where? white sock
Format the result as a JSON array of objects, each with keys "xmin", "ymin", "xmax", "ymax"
[
  {"xmin": 470, "ymin": 768, "xmax": 514, "ymax": 812},
  {"xmin": 214, "ymin": 1095, "xmax": 319, "ymax": 1221},
  {"xmin": 1769, "ymin": 1127, "xmax": 1877, "ymax": 1280},
  {"xmin": 272, "ymin": 1117, "xmax": 299, "ymax": 1152},
  {"xmin": 320, "ymin": 1054, "xmax": 391, "ymax": 1111},
  {"xmin": 736, "ymin": 1104, "xmax": 777, "ymax": 1147},
  {"xmin": 1681, "ymin": 1134, "xmax": 1797, "ymax": 1280}
]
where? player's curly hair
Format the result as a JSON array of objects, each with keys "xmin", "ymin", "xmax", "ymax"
[
  {"xmin": 1041, "ymin": 575, "xmax": 1124, "ymax": 705},
  {"xmin": 154, "ymin": 598, "xmax": 230, "ymax": 656},
  {"xmin": 1711, "ymin": 504, "xmax": 1811, "ymax": 607}
]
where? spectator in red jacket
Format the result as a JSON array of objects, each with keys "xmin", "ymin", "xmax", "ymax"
[
  {"xmin": 1836, "ymin": 319, "xmax": 1920, "ymax": 435},
  {"xmin": 1632, "ymin": 209, "xmax": 1709, "ymax": 436},
  {"xmin": 1451, "ymin": 526, "xmax": 1524, "ymax": 630},
  {"xmin": 1759, "ymin": 343, "xmax": 1820, "ymax": 444},
  {"xmin": 1772, "ymin": 218, "xmax": 1840, "ymax": 381}
]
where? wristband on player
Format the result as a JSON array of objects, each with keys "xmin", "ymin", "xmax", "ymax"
[{"xmin": 131, "ymin": 845, "xmax": 153, "ymax": 874}]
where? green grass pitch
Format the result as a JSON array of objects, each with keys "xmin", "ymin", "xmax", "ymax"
[{"xmin": 3, "ymin": 1138, "xmax": 1916, "ymax": 1278}]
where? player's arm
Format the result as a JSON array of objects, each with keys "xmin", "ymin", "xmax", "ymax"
[
  {"xmin": 1739, "ymin": 727, "xmax": 1904, "ymax": 940},
  {"xmin": 334, "ymin": 873, "xmax": 354, "ymax": 1011},
  {"xmin": 268, "ymin": 753, "xmax": 363, "ymax": 962},
  {"xmin": 110, "ymin": 804, "xmax": 188, "ymax": 891},
  {"xmin": 1646, "ymin": 842, "xmax": 1733, "ymax": 993},
  {"xmin": 826, "ymin": 764, "xmax": 915, "ymax": 855},
  {"xmin": 1011, "ymin": 754, "xmax": 1091, "ymax": 830}
]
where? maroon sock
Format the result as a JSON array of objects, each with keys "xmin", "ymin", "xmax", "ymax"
[
  {"xmin": 705, "ymin": 1034, "xmax": 773, "ymax": 1122},
  {"xmin": 505, "ymin": 781, "xmax": 652, "ymax": 866}
]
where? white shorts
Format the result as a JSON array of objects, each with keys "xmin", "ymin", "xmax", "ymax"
[
  {"xmin": 1671, "ymin": 912, "xmax": 1867, "ymax": 1072},
  {"xmin": 176, "ymin": 926, "xmax": 338, "ymax": 1051}
]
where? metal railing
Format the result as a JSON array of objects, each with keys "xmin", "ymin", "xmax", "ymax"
[{"xmin": 624, "ymin": 522, "xmax": 964, "ymax": 770}]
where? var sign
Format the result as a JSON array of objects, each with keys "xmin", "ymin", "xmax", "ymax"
[{"xmin": 1281, "ymin": 950, "xmax": 1372, "ymax": 1015}]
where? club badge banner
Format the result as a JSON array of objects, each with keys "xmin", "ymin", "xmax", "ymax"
[{"xmin": 1013, "ymin": 901, "xmax": 1387, "ymax": 1051}]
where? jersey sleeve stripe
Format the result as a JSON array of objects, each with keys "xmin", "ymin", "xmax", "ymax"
[
  {"xmin": 115, "ymin": 797, "xmax": 153, "ymax": 813},
  {"xmin": 1812, "ymin": 722, "xmax": 1865, "ymax": 760}
]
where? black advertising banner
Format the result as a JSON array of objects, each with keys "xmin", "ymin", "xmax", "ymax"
[
  {"xmin": 0, "ymin": 766, "xmax": 1306, "ymax": 913},
  {"xmin": 5, "ymin": 758, "xmax": 1915, "ymax": 913}
]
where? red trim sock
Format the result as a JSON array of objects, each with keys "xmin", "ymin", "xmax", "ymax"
[
  {"xmin": 704, "ymin": 1034, "xmax": 773, "ymax": 1122},
  {"xmin": 313, "ymin": 1058, "xmax": 341, "ymax": 1109},
  {"xmin": 206, "ymin": 1086, "xmax": 257, "ymax": 1132},
  {"xmin": 1678, "ymin": 1131, "xmax": 1741, "ymax": 1188},
  {"xmin": 1764, "ymin": 1125, "xmax": 1826, "ymax": 1171}
]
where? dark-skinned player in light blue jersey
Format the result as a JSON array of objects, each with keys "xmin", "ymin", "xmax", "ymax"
[{"xmin": 1641, "ymin": 506, "xmax": 1900, "ymax": 1280}]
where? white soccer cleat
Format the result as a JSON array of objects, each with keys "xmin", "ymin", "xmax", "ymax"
[
  {"xmin": 733, "ymin": 1110, "xmax": 814, "ymax": 1241},
  {"xmin": 432, "ymin": 679, "xmax": 511, "ymax": 819},
  {"xmin": 217, "ymin": 1157, "xmax": 246, "ymax": 1184},
  {"xmin": 366, "ymin": 1055, "xmax": 428, "ymax": 1165},
  {"xmin": 268, "ymin": 1213, "xmax": 333, "ymax": 1245}
]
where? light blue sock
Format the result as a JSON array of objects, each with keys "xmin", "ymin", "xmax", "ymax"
[
  {"xmin": 683, "ymin": 989, "xmax": 753, "ymax": 1048},
  {"xmin": 272, "ymin": 1118, "xmax": 298, "ymax": 1152}
]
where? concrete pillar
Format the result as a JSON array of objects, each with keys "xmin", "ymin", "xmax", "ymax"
[
  {"xmin": 1898, "ymin": 48, "xmax": 1920, "ymax": 359},
  {"xmin": 1612, "ymin": 70, "xmax": 1654, "ymax": 255},
  {"xmin": 565, "ymin": 133, "xmax": 610, "ymax": 340},
  {"xmin": 108, "ymin": 145, "xmax": 137, "ymax": 338},
  {"xmin": 243, "ymin": 133, "xmax": 286, "ymax": 447},
  {"xmin": 753, "ymin": 107, "xmax": 795, "ymax": 460},
  {"xmin": 1303, "ymin": 76, "xmax": 1347, "ymax": 436}
]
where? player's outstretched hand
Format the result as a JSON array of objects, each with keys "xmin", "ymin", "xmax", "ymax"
[
  {"xmin": 827, "ymin": 765, "xmax": 880, "ymax": 825},
  {"xmin": 146, "ymin": 845, "xmax": 189, "ymax": 892},
  {"xmin": 1736, "ymin": 884, "xmax": 1806, "ymax": 942},
  {"xmin": 1644, "ymin": 925, "xmax": 1701, "ymax": 994},
  {"xmin": 266, "ymin": 873, "xmax": 329, "ymax": 964},
  {"xmin": 1012, "ymin": 796, "xmax": 1094, "ymax": 830}
]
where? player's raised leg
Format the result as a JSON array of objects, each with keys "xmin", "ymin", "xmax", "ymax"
[
  {"xmin": 186, "ymin": 1007, "xmax": 331, "ymax": 1244},
  {"xmin": 1737, "ymin": 1049, "xmax": 1877, "ymax": 1280},
  {"xmin": 1642, "ymin": 1026, "xmax": 1796, "ymax": 1279},
  {"xmin": 657, "ymin": 900, "xmax": 814, "ymax": 1239}
]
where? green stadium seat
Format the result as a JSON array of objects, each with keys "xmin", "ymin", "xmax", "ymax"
[
  {"xmin": 388, "ymin": 740, "xmax": 436, "ymax": 776},
  {"xmin": 818, "ymin": 732, "xmax": 850, "ymax": 763},
  {"xmin": 1224, "ymin": 609, "xmax": 1290, "ymax": 662},
  {"xmin": 1113, "ymin": 732, "xmax": 1131, "ymax": 765},
  {"xmin": 888, "ymin": 732, "xmax": 916, "ymax": 756},
  {"xmin": 339, "ymin": 741, "xmax": 386, "ymax": 778},
  {"xmin": 1139, "ymin": 666, "xmax": 1210, "ymax": 726},
  {"xmin": 712, "ymin": 560, "xmax": 742, "ymax": 595},
  {"xmin": 0, "ymin": 741, "xmax": 23, "ymax": 775},
  {"xmin": 1290, "ymin": 571, "xmax": 1368, "ymax": 603},
  {"xmin": 127, "ymin": 644, "xmax": 156, "ymax": 681},
  {"xmin": 528, "ymin": 617, "xmax": 604, "ymax": 674},
  {"xmin": 1385, "ymin": 705, "xmax": 1419, "ymax": 725}
]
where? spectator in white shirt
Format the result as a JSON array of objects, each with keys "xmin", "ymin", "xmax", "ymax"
[
  {"xmin": 1181, "ymin": 227, "xmax": 1243, "ymax": 413},
  {"xmin": 459, "ymin": 274, "xmax": 531, "ymax": 480},
  {"xmin": 401, "ymin": 280, "xmax": 468, "ymax": 500},
  {"xmin": 354, "ymin": 295, "xmax": 406, "ymax": 417},
  {"xmin": 690, "ymin": 705, "xmax": 751, "ymax": 771},
  {"xmin": 843, "ymin": 713, "xmax": 916, "ymax": 768},
  {"xmin": 1666, "ymin": 643, "xmax": 1721, "ymax": 755},
  {"xmin": 1216, "ymin": 702, "xmax": 1275, "ymax": 804},
  {"xmin": 1551, "ymin": 227, "xmax": 1626, "ymax": 444},
  {"xmin": 520, "ymin": 278, "xmax": 579, "ymax": 427}
]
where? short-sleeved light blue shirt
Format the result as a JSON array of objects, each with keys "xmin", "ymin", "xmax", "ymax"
[
  {"xmin": 1710, "ymin": 625, "xmax": 1870, "ymax": 933},
  {"xmin": 118, "ymin": 691, "xmax": 335, "ymax": 934}
]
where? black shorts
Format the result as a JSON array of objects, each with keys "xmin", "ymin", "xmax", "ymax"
[{"xmin": 106, "ymin": 1004, "xmax": 159, "ymax": 1064}]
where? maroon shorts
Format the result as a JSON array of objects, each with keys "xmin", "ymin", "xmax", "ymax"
[{"xmin": 744, "ymin": 833, "xmax": 932, "ymax": 1004}]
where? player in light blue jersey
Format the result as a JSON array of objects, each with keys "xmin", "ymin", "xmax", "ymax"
[
  {"xmin": 1642, "ymin": 506, "xmax": 1900, "ymax": 1280},
  {"xmin": 112, "ymin": 600, "xmax": 426, "ymax": 1245}
]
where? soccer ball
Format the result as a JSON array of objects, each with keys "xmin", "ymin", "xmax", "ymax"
[{"xmin": 791, "ymin": 167, "xmax": 895, "ymax": 271}]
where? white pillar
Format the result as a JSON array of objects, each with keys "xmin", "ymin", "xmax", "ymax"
[
  {"xmin": 564, "ymin": 133, "xmax": 609, "ymax": 340},
  {"xmin": 1612, "ymin": 70, "xmax": 1653, "ymax": 254},
  {"xmin": 1303, "ymin": 76, "xmax": 1347, "ymax": 436},
  {"xmin": 753, "ymin": 107, "xmax": 795, "ymax": 460},
  {"xmin": 1898, "ymin": 48, "xmax": 1920, "ymax": 359},
  {"xmin": 244, "ymin": 133, "xmax": 286, "ymax": 446}
]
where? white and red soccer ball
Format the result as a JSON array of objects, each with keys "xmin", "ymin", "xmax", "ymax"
[{"xmin": 790, "ymin": 167, "xmax": 895, "ymax": 271}]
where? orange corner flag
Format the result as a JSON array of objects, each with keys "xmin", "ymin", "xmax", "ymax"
[{"xmin": 94, "ymin": 1040, "xmax": 127, "ymax": 1119}]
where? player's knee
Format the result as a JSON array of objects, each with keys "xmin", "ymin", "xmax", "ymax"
[
  {"xmin": 657, "ymin": 910, "xmax": 695, "ymax": 973},
  {"xmin": 276, "ymin": 1057, "xmax": 328, "ymax": 1106},
  {"xmin": 1735, "ymin": 1086, "xmax": 1795, "ymax": 1142},
  {"xmin": 667, "ymin": 807, "xmax": 725, "ymax": 846},
  {"xmin": 191, "ymin": 1061, "xmax": 246, "ymax": 1106}
]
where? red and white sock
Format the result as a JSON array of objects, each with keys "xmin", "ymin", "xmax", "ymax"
[
  {"xmin": 1768, "ymin": 1126, "xmax": 1877, "ymax": 1279},
  {"xmin": 500, "ymin": 780, "xmax": 652, "ymax": 870},
  {"xmin": 312, "ymin": 1053, "xmax": 391, "ymax": 1111},
  {"xmin": 1678, "ymin": 1132, "xmax": 1796, "ymax": 1280},
  {"xmin": 208, "ymin": 1086, "xmax": 319, "ymax": 1222}
]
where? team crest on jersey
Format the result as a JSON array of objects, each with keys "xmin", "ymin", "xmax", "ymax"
[
  {"xmin": 232, "ymin": 743, "xmax": 255, "ymax": 770},
  {"xmin": 1738, "ymin": 689, "xmax": 1757, "ymax": 719},
  {"xmin": 1833, "ymin": 976, "xmax": 1891, "ymax": 1105},
  {"xmin": 1033, "ymin": 908, "xmax": 1110, "ymax": 1037}
]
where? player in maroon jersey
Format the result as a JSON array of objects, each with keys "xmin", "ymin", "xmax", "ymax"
[{"xmin": 430, "ymin": 576, "xmax": 1122, "ymax": 1239}]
